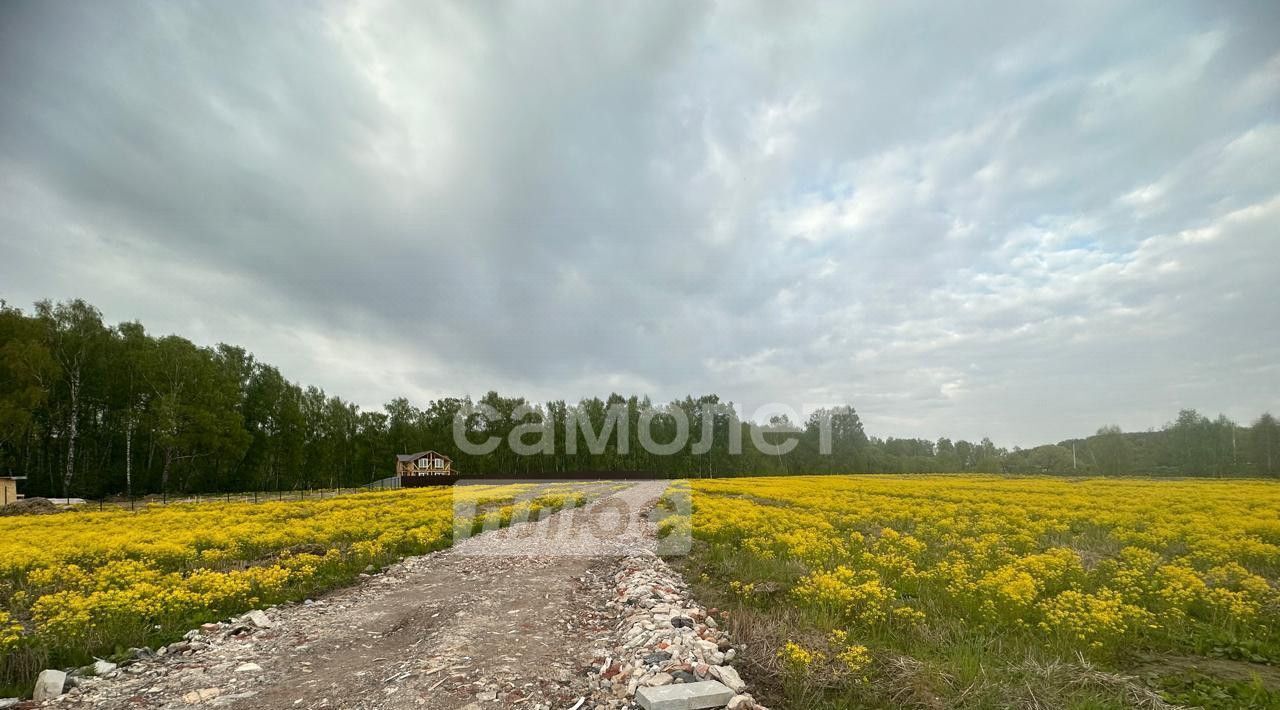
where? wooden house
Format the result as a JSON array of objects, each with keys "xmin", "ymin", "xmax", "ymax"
[{"xmin": 395, "ymin": 451, "xmax": 456, "ymax": 484}]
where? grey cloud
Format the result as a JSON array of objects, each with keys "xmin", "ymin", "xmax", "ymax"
[{"xmin": 1, "ymin": 0, "xmax": 1277, "ymax": 445}]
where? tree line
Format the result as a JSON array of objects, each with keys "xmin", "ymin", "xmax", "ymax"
[
  {"xmin": 1, "ymin": 299, "xmax": 1276, "ymax": 498},
  {"xmin": 867, "ymin": 412, "xmax": 1279, "ymax": 478}
]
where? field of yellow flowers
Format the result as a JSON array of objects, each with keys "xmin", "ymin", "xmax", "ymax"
[
  {"xmin": 0, "ymin": 484, "xmax": 590, "ymax": 692},
  {"xmin": 677, "ymin": 475, "xmax": 1280, "ymax": 709}
]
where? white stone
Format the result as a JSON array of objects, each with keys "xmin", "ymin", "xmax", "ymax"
[
  {"xmin": 92, "ymin": 660, "xmax": 117, "ymax": 676},
  {"xmin": 32, "ymin": 669, "xmax": 66, "ymax": 701},
  {"xmin": 635, "ymin": 680, "xmax": 735, "ymax": 710},
  {"xmin": 710, "ymin": 666, "xmax": 745, "ymax": 693},
  {"xmin": 646, "ymin": 672, "xmax": 673, "ymax": 686},
  {"xmin": 182, "ymin": 688, "xmax": 221, "ymax": 704},
  {"xmin": 244, "ymin": 610, "xmax": 272, "ymax": 628},
  {"xmin": 234, "ymin": 663, "xmax": 263, "ymax": 673}
]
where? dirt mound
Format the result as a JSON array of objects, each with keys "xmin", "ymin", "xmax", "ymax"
[{"xmin": 0, "ymin": 496, "xmax": 59, "ymax": 516}]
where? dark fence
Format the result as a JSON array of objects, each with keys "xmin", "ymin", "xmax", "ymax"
[
  {"xmin": 455, "ymin": 470, "xmax": 672, "ymax": 484},
  {"xmin": 3, "ymin": 471, "xmax": 688, "ymax": 513},
  {"xmin": 399, "ymin": 474, "xmax": 460, "ymax": 487},
  {"xmin": 406, "ymin": 471, "xmax": 668, "ymax": 486}
]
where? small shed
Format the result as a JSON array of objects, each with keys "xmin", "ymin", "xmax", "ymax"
[{"xmin": 1, "ymin": 476, "xmax": 25, "ymax": 506}]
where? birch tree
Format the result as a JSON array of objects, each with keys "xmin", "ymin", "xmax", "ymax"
[{"xmin": 36, "ymin": 299, "xmax": 106, "ymax": 496}]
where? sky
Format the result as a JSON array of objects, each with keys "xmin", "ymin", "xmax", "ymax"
[{"xmin": 1, "ymin": 1, "xmax": 1278, "ymax": 447}]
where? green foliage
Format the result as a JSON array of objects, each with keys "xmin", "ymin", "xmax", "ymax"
[
  {"xmin": 0, "ymin": 298, "xmax": 1276, "ymax": 497},
  {"xmin": 1092, "ymin": 425, "xmax": 1131, "ymax": 476},
  {"xmin": 1152, "ymin": 671, "xmax": 1279, "ymax": 709}
]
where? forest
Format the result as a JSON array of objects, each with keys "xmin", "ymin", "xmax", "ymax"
[{"xmin": 1, "ymin": 299, "xmax": 1277, "ymax": 498}]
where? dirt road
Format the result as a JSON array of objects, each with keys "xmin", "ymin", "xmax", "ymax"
[{"xmin": 60, "ymin": 482, "xmax": 669, "ymax": 710}]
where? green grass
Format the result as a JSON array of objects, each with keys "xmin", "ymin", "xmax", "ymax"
[{"xmin": 674, "ymin": 539, "xmax": 1280, "ymax": 709}]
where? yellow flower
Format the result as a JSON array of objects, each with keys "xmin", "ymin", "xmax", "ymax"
[
  {"xmin": 836, "ymin": 643, "xmax": 871, "ymax": 673},
  {"xmin": 1, "ymin": 483, "xmax": 589, "ymax": 667},
  {"xmin": 0, "ymin": 610, "xmax": 23, "ymax": 651},
  {"xmin": 778, "ymin": 640, "xmax": 823, "ymax": 670},
  {"xmin": 685, "ymin": 474, "xmax": 1280, "ymax": 660}
]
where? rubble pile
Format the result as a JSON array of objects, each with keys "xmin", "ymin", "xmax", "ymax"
[{"xmin": 585, "ymin": 555, "xmax": 767, "ymax": 710}]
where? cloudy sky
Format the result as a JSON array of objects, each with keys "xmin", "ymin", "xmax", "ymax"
[{"xmin": 1, "ymin": 1, "xmax": 1278, "ymax": 446}]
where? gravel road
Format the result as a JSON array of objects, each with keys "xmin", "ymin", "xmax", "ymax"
[
  {"xmin": 453, "ymin": 480, "xmax": 668, "ymax": 557},
  {"xmin": 51, "ymin": 481, "xmax": 671, "ymax": 710}
]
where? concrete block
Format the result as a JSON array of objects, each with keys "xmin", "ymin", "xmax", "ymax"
[{"xmin": 636, "ymin": 680, "xmax": 735, "ymax": 710}]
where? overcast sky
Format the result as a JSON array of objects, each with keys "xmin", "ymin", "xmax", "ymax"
[{"xmin": 1, "ymin": 1, "xmax": 1278, "ymax": 446}]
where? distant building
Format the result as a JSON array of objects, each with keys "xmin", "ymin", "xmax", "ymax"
[
  {"xmin": 1, "ymin": 476, "xmax": 25, "ymax": 505},
  {"xmin": 395, "ymin": 451, "xmax": 456, "ymax": 486}
]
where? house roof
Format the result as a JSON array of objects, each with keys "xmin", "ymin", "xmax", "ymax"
[{"xmin": 395, "ymin": 450, "xmax": 451, "ymax": 463}]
